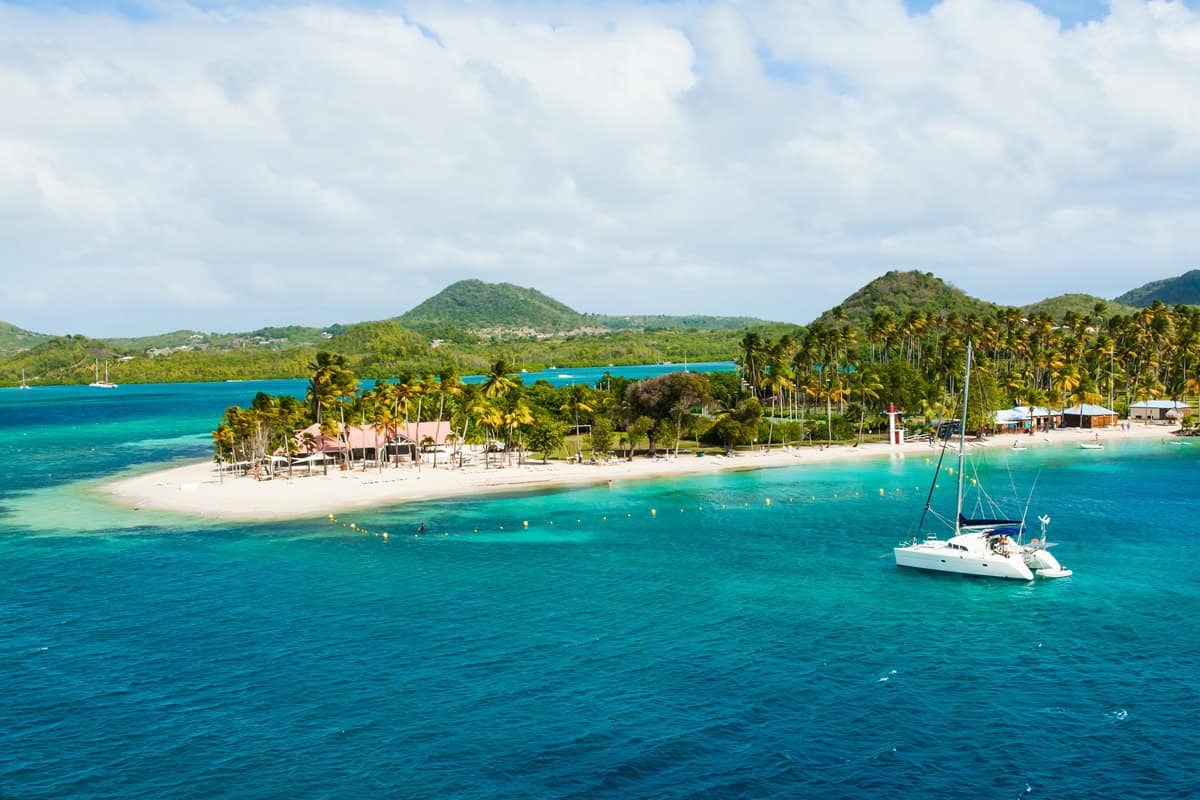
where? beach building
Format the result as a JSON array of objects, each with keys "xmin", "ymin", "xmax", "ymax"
[
  {"xmin": 289, "ymin": 421, "xmax": 455, "ymax": 466},
  {"xmin": 1129, "ymin": 399, "xmax": 1191, "ymax": 422},
  {"xmin": 993, "ymin": 405, "xmax": 1058, "ymax": 432},
  {"xmin": 1060, "ymin": 403, "xmax": 1118, "ymax": 429}
]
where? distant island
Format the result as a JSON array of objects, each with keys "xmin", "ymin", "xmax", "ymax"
[{"xmin": 3, "ymin": 269, "xmax": 1199, "ymax": 387}]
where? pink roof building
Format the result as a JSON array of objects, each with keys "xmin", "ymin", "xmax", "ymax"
[{"xmin": 286, "ymin": 421, "xmax": 453, "ymax": 454}]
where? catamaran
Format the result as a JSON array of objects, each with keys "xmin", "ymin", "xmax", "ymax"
[
  {"xmin": 89, "ymin": 359, "xmax": 118, "ymax": 389},
  {"xmin": 894, "ymin": 343, "xmax": 1072, "ymax": 580}
]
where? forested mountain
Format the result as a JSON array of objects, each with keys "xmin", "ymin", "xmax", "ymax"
[
  {"xmin": 588, "ymin": 314, "xmax": 770, "ymax": 331},
  {"xmin": 8, "ymin": 272, "xmax": 1200, "ymax": 388},
  {"xmin": 1022, "ymin": 294, "xmax": 1136, "ymax": 319},
  {"xmin": 398, "ymin": 280, "xmax": 585, "ymax": 331},
  {"xmin": 1116, "ymin": 269, "xmax": 1200, "ymax": 307},
  {"xmin": 814, "ymin": 270, "xmax": 995, "ymax": 326},
  {"xmin": 0, "ymin": 320, "xmax": 51, "ymax": 357}
]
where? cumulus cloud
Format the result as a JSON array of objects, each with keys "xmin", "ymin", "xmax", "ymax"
[{"xmin": 1, "ymin": 0, "xmax": 1198, "ymax": 334}]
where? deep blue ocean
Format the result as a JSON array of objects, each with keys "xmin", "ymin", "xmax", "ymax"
[{"xmin": 2, "ymin": 365, "xmax": 1197, "ymax": 799}]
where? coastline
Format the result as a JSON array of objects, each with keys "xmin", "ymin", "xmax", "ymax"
[{"xmin": 102, "ymin": 424, "xmax": 1182, "ymax": 522}]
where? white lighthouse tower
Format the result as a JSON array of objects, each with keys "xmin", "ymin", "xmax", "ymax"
[{"xmin": 886, "ymin": 403, "xmax": 904, "ymax": 446}]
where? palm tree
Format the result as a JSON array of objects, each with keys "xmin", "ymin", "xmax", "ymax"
[
  {"xmin": 852, "ymin": 368, "xmax": 884, "ymax": 445},
  {"xmin": 482, "ymin": 359, "xmax": 518, "ymax": 401},
  {"xmin": 559, "ymin": 388, "xmax": 594, "ymax": 460},
  {"xmin": 306, "ymin": 352, "xmax": 354, "ymax": 423},
  {"xmin": 503, "ymin": 403, "xmax": 535, "ymax": 466}
]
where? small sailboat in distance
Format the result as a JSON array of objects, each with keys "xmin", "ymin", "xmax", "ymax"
[
  {"xmin": 89, "ymin": 359, "xmax": 118, "ymax": 389},
  {"xmin": 18, "ymin": 369, "xmax": 31, "ymax": 390}
]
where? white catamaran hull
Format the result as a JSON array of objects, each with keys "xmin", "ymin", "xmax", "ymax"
[{"xmin": 894, "ymin": 543, "xmax": 1034, "ymax": 580}]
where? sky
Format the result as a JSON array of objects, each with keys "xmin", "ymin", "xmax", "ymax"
[{"xmin": 2, "ymin": 0, "xmax": 1199, "ymax": 336}]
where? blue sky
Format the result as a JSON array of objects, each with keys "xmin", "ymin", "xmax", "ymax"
[
  {"xmin": 2, "ymin": 0, "xmax": 1199, "ymax": 334},
  {"xmin": 8, "ymin": 0, "xmax": 1196, "ymax": 25}
]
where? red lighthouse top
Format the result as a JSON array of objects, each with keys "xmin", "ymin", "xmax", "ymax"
[{"xmin": 888, "ymin": 404, "xmax": 896, "ymax": 413}]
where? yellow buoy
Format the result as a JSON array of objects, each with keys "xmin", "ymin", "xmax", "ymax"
[
  {"xmin": 880, "ymin": 488, "xmax": 885, "ymax": 496},
  {"xmin": 765, "ymin": 498, "xmax": 771, "ymax": 506},
  {"xmin": 350, "ymin": 523, "xmax": 356, "ymax": 529},
  {"xmin": 382, "ymin": 532, "xmax": 388, "ymax": 540},
  {"xmin": 523, "ymin": 520, "xmax": 529, "ymax": 528},
  {"xmin": 651, "ymin": 509, "xmax": 657, "ymax": 516}
]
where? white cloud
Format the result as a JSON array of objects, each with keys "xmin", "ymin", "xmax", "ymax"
[{"xmin": 0, "ymin": 0, "xmax": 1198, "ymax": 335}]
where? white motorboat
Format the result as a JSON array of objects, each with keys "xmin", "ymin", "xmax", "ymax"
[
  {"xmin": 1011, "ymin": 441, "xmax": 1028, "ymax": 451},
  {"xmin": 89, "ymin": 359, "xmax": 118, "ymax": 389},
  {"xmin": 894, "ymin": 343, "xmax": 1071, "ymax": 581}
]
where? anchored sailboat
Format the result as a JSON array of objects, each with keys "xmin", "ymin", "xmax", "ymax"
[
  {"xmin": 18, "ymin": 369, "xmax": 31, "ymax": 390},
  {"xmin": 894, "ymin": 343, "xmax": 1072, "ymax": 580},
  {"xmin": 89, "ymin": 359, "xmax": 118, "ymax": 389}
]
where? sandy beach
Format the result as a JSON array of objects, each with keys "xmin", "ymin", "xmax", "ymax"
[{"xmin": 103, "ymin": 424, "xmax": 1183, "ymax": 521}]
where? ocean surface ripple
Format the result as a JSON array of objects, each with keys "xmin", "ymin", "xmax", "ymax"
[{"xmin": 1, "ymin": 381, "xmax": 1198, "ymax": 799}]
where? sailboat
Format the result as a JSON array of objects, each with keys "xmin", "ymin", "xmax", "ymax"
[
  {"xmin": 89, "ymin": 359, "xmax": 118, "ymax": 389},
  {"xmin": 894, "ymin": 343, "xmax": 1072, "ymax": 580},
  {"xmin": 18, "ymin": 369, "xmax": 31, "ymax": 390}
]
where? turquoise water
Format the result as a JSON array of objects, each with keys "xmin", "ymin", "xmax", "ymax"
[{"xmin": 1, "ymin": 378, "xmax": 1197, "ymax": 798}]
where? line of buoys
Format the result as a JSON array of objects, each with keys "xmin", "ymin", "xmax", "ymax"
[{"xmin": 331, "ymin": 482, "xmax": 951, "ymax": 541}]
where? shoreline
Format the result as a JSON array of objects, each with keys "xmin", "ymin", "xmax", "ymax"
[{"xmin": 101, "ymin": 424, "xmax": 1183, "ymax": 522}]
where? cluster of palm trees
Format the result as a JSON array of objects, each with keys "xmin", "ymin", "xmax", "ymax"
[
  {"xmin": 737, "ymin": 300, "xmax": 1200, "ymax": 433},
  {"xmin": 212, "ymin": 355, "xmax": 569, "ymax": 475}
]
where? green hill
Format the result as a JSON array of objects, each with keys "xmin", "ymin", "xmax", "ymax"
[
  {"xmin": 588, "ymin": 314, "xmax": 773, "ymax": 331},
  {"xmin": 1021, "ymin": 294, "xmax": 1136, "ymax": 320},
  {"xmin": 398, "ymin": 279, "xmax": 584, "ymax": 332},
  {"xmin": 0, "ymin": 320, "xmax": 51, "ymax": 357},
  {"xmin": 0, "ymin": 335, "xmax": 123, "ymax": 386},
  {"xmin": 1115, "ymin": 269, "xmax": 1200, "ymax": 307},
  {"xmin": 815, "ymin": 270, "xmax": 996, "ymax": 326}
]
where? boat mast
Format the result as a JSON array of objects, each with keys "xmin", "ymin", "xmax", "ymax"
[{"xmin": 955, "ymin": 343, "xmax": 972, "ymax": 536}]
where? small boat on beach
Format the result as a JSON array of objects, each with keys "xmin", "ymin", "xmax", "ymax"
[
  {"xmin": 1011, "ymin": 441, "xmax": 1028, "ymax": 451},
  {"xmin": 1080, "ymin": 435, "xmax": 1103, "ymax": 450}
]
